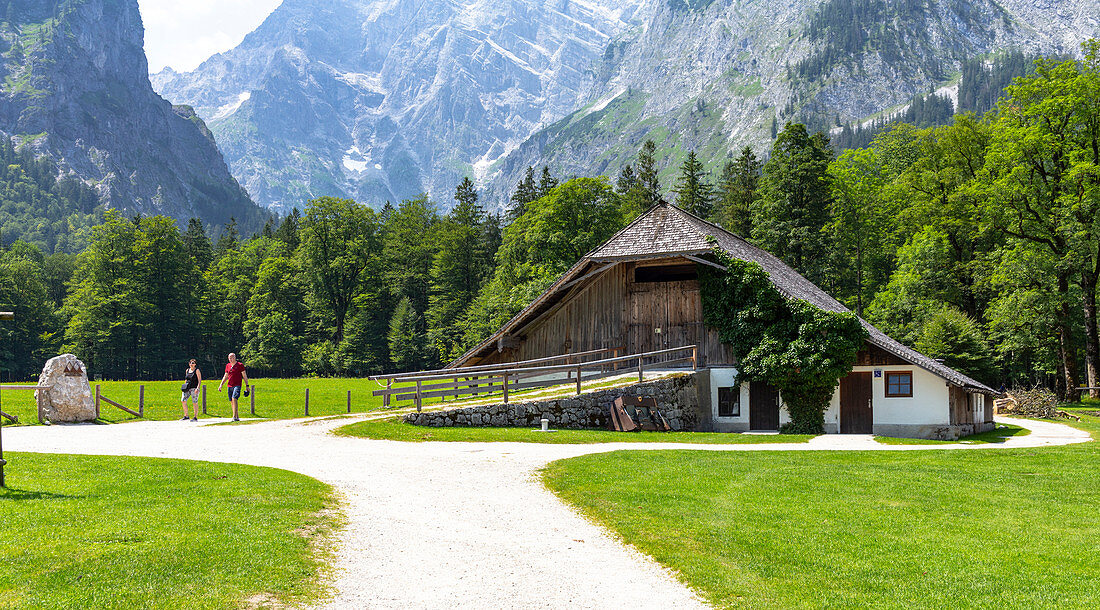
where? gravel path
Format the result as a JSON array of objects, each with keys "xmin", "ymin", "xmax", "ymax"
[{"xmin": 3, "ymin": 415, "xmax": 1089, "ymax": 608}]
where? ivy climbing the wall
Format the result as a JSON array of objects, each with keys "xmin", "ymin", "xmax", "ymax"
[{"xmin": 699, "ymin": 246, "xmax": 868, "ymax": 433}]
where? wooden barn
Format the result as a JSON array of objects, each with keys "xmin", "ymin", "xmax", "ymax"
[{"xmin": 450, "ymin": 203, "xmax": 997, "ymax": 439}]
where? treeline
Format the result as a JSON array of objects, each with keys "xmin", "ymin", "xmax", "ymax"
[
  {"xmin": 1, "ymin": 47, "xmax": 1097, "ymax": 402},
  {"xmin": 0, "ymin": 136, "xmax": 101, "ymax": 253},
  {"xmin": 832, "ymin": 51, "xmax": 1040, "ymax": 150}
]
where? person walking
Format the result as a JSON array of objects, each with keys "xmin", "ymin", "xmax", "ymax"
[
  {"xmin": 181, "ymin": 358, "xmax": 202, "ymax": 421},
  {"xmin": 217, "ymin": 353, "xmax": 249, "ymax": 421}
]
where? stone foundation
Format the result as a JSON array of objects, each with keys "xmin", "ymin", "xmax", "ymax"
[
  {"xmin": 403, "ymin": 374, "xmax": 702, "ymax": 431},
  {"xmin": 873, "ymin": 422, "xmax": 996, "ymax": 441}
]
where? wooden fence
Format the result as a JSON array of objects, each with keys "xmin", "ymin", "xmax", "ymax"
[{"xmin": 371, "ymin": 345, "xmax": 697, "ymax": 412}]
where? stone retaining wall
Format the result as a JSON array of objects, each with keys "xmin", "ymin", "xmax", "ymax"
[{"xmin": 403, "ymin": 374, "xmax": 702, "ymax": 431}]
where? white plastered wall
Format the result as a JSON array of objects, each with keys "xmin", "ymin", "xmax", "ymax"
[
  {"xmin": 825, "ymin": 365, "xmax": 951, "ymax": 427},
  {"xmin": 709, "ymin": 367, "xmax": 792, "ymax": 429}
]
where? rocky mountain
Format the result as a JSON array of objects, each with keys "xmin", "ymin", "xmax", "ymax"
[
  {"xmin": 0, "ymin": 0, "xmax": 266, "ymax": 232},
  {"xmin": 153, "ymin": 0, "xmax": 1100, "ymax": 213},
  {"xmin": 484, "ymin": 0, "xmax": 1100, "ymax": 204},
  {"xmin": 152, "ymin": 0, "xmax": 651, "ymax": 214}
]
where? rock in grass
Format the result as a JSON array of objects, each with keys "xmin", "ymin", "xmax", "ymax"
[{"xmin": 34, "ymin": 354, "xmax": 96, "ymax": 423}]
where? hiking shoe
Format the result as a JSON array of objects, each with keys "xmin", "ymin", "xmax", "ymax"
[
  {"xmin": 191, "ymin": 417, "xmax": 197, "ymax": 422},
  {"xmin": 180, "ymin": 416, "xmax": 189, "ymax": 421},
  {"xmin": 233, "ymin": 417, "xmax": 240, "ymax": 421}
]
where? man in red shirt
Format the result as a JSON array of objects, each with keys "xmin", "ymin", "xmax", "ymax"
[{"xmin": 217, "ymin": 352, "xmax": 250, "ymax": 421}]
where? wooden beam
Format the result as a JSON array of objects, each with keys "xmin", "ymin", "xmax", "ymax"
[
  {"xmin": 559, "ymin": 262, "xmax": 617, "ymax": 291},
  {"xmin": 682, "ymin": 254, "xmax": 727, "ymax": 271}
]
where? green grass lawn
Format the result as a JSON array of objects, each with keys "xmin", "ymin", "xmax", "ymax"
[
  {"xmin": 541, "ymin": 413, "xmax": 1100, "ymax": 608},
  {"xmin": 875, "ymin": 423, "xmax": 1030, "ymax": 445},
  {"xmin": 334, "ymin": 416, "xmax": 816, "ymax": 444},
  {"xmin": 0, "ymin": 373, "xmax": 670, "ymax": 426},
  {"xmin": 0, "ymin": 453, "xmax": 338, "ymax": 608},
  {"xmin": 0, "ymin": 377, "xmax": 421, "ymax": 425}
]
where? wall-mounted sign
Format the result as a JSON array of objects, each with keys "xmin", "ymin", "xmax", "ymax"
[{"xmin": 874, "ymin": 369, "xmax": 882, "ymax": 378}]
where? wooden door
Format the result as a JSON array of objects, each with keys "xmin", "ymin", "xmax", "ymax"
[
  {"xmin": 628, "ymin": 282, "xmax": 665, "ymax": 355},
  {"xmin": 840, "ymin": 372, "xmax": 873, "ymax": 434},
  {"xmin": 749, "ymin": 381, "xmax": 780, "ymax": 431}
]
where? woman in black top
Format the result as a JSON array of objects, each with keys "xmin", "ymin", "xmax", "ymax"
[{"xmin": 181, "ymin": 358, "xmax": 202, "ymax": 421}]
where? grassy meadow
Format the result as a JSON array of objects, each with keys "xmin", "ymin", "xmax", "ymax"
[
  {"xmin": 541, "ymin": 408, "xmax": 1100, "ymax": 609},
  {"xmin": 0, "ymin": 377, "xmax": 435, "ymax": 424},
  {"xmin": 0, "ymin": 453, "xmax": 338, "ymax": 608}
]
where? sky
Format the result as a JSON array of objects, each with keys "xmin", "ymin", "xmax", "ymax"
[{"xmin": 138, "ymin": 0, "xmax": 283, "ymax": 73}]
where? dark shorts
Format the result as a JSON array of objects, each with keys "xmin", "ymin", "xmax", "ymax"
[{"xmin": 228, "ymin": 386, "xmax": 242, "ymax": 401}]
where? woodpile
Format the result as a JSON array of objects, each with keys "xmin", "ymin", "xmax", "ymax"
[{"xmin": 997, "ymin": 388, "xmax": 1080, "ymax": 421}]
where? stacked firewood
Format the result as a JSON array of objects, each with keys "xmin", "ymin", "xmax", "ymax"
[{"xmin": 997, "ymin": 388, "xmax": 1080, "ymax": 420}]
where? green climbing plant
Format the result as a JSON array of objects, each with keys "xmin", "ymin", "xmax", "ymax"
[{"xmin": 699, "ymin": 246, "xmax": 868, "ymax": 433}]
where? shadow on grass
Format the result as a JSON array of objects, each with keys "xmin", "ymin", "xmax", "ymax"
[{"xmin": 0, "ymin": 487, "xmax": 82, "ymax": 501}]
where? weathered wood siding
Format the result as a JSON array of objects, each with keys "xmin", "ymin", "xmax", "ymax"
[
  {"xmin": 473, "ymin": 260, "xmax": 734, "ymax": 367},
  {"xmin": 949, "ymin": 386, "xmax": 971, "ymax": 425}
]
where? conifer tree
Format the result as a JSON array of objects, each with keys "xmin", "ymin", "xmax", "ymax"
[
  {"xmin": 637, "ymin": 139, "xmax": 662, "ymax": 209},
  {"xmin": 428, "ymin": 178, "xmax": 495, "ymax": 360},
  {"xmin": 754, "ymin": 123, "xmax": 834, "ymax": 285},
  {"xmin": 508, "ymin": 166, "xmax": 537, "ymax": 221},
  {"xmin": 536, "ymin": 166, "xmax": 558, "ymax": 199},
  {"xmin": 672, "ymin": 150, "xmax": 714, "ymax": 218},
  {"xmin": 715, "ymin": 146, "xmax": 761, "ymax": 236},
  {"xmin": 182, "ymin": 218, "xmax": 213, "ymax": 271}
]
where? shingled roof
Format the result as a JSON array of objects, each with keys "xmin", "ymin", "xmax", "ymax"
[{"xmin": 452, "ymin": 203, "xmax": 995, "ymax": 395}]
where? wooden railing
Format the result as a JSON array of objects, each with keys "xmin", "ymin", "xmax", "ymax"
[
  {"xmin": 371, "ymin": 345, "xmax": 698, "ymax": 412},
  {"xmin": 0, "ymin": 384, "xmax": 52, "ymax": 424},
  {"xmin": 94, "ymin": 384, "xmax": 144, "ymax": 419}
]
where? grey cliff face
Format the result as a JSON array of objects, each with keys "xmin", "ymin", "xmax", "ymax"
[
  {"xmin": 153, "ymin": 0, "xmax": 1100, "ymax": 214},
  {"xmin": 0, "ymin": 0, "xmax": 265, "ymax": 231},
  {"xmin": 483, "ymin": 0, "xmax": 1100, "ymax": 206},
  {"xmin": 153, "ymin": 0, "xmax": 652, "ymax": 213}
]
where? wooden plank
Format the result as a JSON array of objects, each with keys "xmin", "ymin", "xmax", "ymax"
[
  {"xmin": 372, "ymin": 347, "xmax": 617, "ymax": 380},
  {"xmin": 0, "ymin": 409, "xmax": 17, "ymax": 424},
  {"xmin": 99, "ymin": 395, "xmax": 141, "ymax": 418}
]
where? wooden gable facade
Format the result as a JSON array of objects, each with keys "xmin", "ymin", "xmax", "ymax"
[{"xmin": 466, "ymin": 257, "xmax": 734, "ymax": 368}]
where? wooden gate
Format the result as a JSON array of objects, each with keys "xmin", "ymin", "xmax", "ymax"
[
  {"xmin": 627, "ymin": 280, "xmax": 706, "ymax": 365},
  {"xmin": 749, "ymin": 381, "xmax": 780, "ymax": 431},
  {"xmin": 840, "ymin": 372, "xmax": 873, "ymax": 433}
]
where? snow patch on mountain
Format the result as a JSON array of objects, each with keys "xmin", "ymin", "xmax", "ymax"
[{"xmin": 212, "ymin": 92, "xmax": 251, "ymax": 121}]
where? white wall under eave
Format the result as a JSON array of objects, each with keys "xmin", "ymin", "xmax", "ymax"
[{"xmin": 825, "ymin": 365, "xmax": 952, "ymax": 427}]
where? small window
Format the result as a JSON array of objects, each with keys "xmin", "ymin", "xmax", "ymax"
[
  {"xmin": 718, "ymin": 386, "xmax": 740, "ymax": 417},
  {"xmin": 885, "ymin": 371, "xmax": 913, "ymax": 397},
  {"xmin": 634, "ymin": 264, "xmax": 698, "ymax": 283}
]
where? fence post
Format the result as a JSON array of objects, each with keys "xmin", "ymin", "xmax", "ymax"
[
  {"xmin": 384, "ymin": 379, "xmax": 391, "ymax": 408},
  {"xmin": 576, "ymin": 365, "xmax": 582, "ymax": 396},
  {"xmin": 502, "ymin": 373, "xmax": 509, "ymax": 404},
  {"xmin": 347, "ymin": 390, "xmax": 351, "ymax": 413},
  {"xmin": 692, "ymin": 346, "xmax": 698, "ymax": 371},
  {"xmin": 138, "ymin": 385, "xmax": 144, "ymax": 417},
  {"xmin": 637, "ymin": 358, "xmax": 644, "ymax": 383},
  {"xmin": 305, "ymin": 388, "xmax": 310, "ymax": 416},
  {"xmin": 415, "ymin": 380, "xmax": 422, "ymax": 412},
  {"xmin": 250, "ymin": 385, "xmax": 255, "ymax": 416},
  {"xmin": 202, "ymin": 385, "xmax": 207, "ymax": 414},
  {"xmin": 95, "ymin": 384, "xmax": 100, "ymax": 419}
]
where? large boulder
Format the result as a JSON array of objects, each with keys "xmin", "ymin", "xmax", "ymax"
[{"xmin": 34, "ymin": 355, "xmax": 96, "ymax": 423}]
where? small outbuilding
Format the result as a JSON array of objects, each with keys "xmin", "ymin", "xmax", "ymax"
[{"xmin": 451, "ymin": 203, "xmax": 996, "ymax": 439}]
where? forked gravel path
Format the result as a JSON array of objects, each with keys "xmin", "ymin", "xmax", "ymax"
[{"xmin": 5, "ymin": 415, "xmax": 1088, "ymax": 608}]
